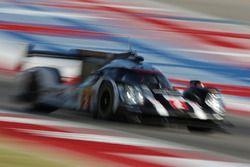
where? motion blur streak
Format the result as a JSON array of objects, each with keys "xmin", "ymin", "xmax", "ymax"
[
  {"xmin": 0, "ymin": 0, "xmax": 250, "ymax": 166},
  {"xmin": 16, "ymin": 0, "xmax": 250, "ymax": 50},
  {"xmin": 0, "ymin": 21, "xmax": 119, "ymax": 39},
  {"xmin": 69, "ymin": 0, "xmax": 249, "ymax": 50}
]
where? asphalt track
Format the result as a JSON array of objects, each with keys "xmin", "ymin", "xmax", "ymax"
[{"xmin": 1, "ymin": 77, "xmax": 250, "ymax": 163}]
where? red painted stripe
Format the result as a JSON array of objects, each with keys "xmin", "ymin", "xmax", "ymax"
[
  {"xmin": 0, "ymin": 121, "xmax": 69, "ymax": 133},
  {"xmin": 220, "ymin": 90, "xmax": 250, "ymax": 98},
  {"xmin": 169, "ymin": 78, "xmax": 250, "ymax": 92}
]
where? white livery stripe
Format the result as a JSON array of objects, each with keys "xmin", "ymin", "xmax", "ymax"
[
  {"xmin": 146, "ymin": 96, "xmax": 169, "ymax": 116},
  {"xmin": 188, "ymin": 101, "xmax": 208, "ymax": 120}
]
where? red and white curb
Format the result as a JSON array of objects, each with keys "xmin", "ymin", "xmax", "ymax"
[{"xmin": 0, "ymin": 110, "xmax": 249, "ymax": 167}]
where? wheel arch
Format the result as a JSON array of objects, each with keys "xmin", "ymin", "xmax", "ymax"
[
  {"xmin": 92, "ymin": 79, "xmax": 120, "ymax": 119},
  {"xmin": 15, "ymin": 66, "xmax": 61, "ymax": 101}
]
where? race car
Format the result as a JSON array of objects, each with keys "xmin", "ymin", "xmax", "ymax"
[{"xmin": 14, "ymin": 47, "xmax": 225, "ymax": 129}]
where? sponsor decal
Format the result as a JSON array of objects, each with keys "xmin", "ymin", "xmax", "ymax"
[
  {"xmin": 163, "ymin": 95, "xmax": 188, "ymax": 110},
  {"xmin": 80, "ymin": 88, "xmax": 92, "ymax": 110}
]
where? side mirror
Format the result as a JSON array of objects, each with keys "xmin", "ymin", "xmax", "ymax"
[{"xmin": 94, "ymin": 70, "xmax": 103, "ymax": 76}]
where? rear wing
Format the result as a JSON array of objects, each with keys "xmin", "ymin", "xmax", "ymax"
[
  {"xmin": 26, "ymin": 47, "xmax": 138, "ymax": 82},
  {"xmin": 27, "ymin": 48, "xmax": 133, "ymax": 63}
]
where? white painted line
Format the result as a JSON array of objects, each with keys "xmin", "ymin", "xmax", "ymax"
[
  {"xmin": 16, "ymin": 128, "xmax": 193, "ymax": 150},
  {"xmin": 0, "ymin": 116, "xmax": 75, "ymax": 126},
  {"xmin": 114, "ymin": 153, "xmax": 250, "ymax": 167},
  {"xmin": 222, "ymin": 95, "xmax": 250, "ymax": 112},
  {"xmin": 0, "ymin": 115, "xmax": 103, "ymax": 130},
  {"xmin": 65, "ymin": 1, "xmax": 173, "ymax": 12},
  {"xmin": 0, "ymin": 8, "xmax": 117, "ymax": 20},
  {"xmin": 169, "ymin": 48, "xmax": 250, "ymax": 58}
]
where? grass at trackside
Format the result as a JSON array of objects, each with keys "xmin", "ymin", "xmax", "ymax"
[
  {"xmin": 0, "ymin": 146, "xmax": 70, "ymax": 167},
  {"xmin": 0, "ymin": 137, "xmax": 112, "ymax": 167}
]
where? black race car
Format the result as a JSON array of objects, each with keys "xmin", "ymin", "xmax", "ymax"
[{"xmin": 15, "ymin": 48, "xmax": 225, "ymax": 130}]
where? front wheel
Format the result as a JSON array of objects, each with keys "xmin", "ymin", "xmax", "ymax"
[{"xmin": 97, "ymin": 81, "xmax": 115, "ymax": 120}]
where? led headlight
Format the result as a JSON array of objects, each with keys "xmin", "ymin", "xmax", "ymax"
[
  {"xmin": 205, "ymin": 93, "xmax": 225, "ymax": 115},
  {"xmin": 120, "ymin": 85, "xmax": 144, "ymax": 105}
]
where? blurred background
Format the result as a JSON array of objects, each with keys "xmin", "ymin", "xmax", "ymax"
[{"xmin": 0, "ymin": 0, "xmax": 249, "ymax": 167}]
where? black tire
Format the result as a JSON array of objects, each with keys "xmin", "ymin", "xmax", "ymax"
[
  {"xmin": 44, "ymin": 67, "xmax": 62, "ymax": 84},
  {"xmin": 32, "ymin": 67, "xmax": 60, "ymax": 112},
  {"xmin": 97, "ymin": 81, "xmax": 115, "ymax": 120},
  {"xmin": 15, "ymin": 67, "xmax": 60, "ymax": 113},
  {"xmin": 14, "ymin": 71, "xmax": 39, "ymax": 102}
]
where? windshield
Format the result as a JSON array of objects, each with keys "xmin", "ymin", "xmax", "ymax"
[{"xmin": 120, "ymin": 70, "xmax": 173, "ymax": 89}]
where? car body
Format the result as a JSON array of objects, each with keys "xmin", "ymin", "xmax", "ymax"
[{"xmin": 15, "ymin": 48, "xmax": 226, "ymax": 129}]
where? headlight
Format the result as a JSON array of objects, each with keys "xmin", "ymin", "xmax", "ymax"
[
  {"xmin": 205, "ymin": 93, "xmax": 224, "ymax": 115},
  {"xmin": 119, "ymin": 85, "xmax": 144, "ymax": 105}
]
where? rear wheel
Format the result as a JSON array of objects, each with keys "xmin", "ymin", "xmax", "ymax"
[
  {"xmin": 15, "ymin": 67, "xmax": 60, "ymax": 113},
  {"xmin": 97, "ymin": 81, "xmax": 115, "ymax": 120}
]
